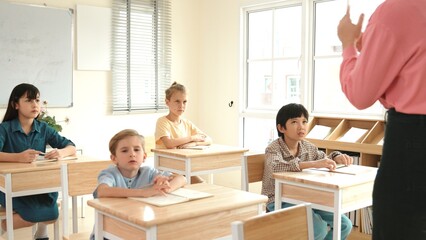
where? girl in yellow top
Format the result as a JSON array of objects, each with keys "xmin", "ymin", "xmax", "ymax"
[
  {"xmin": 155, "ymin": 82, "xmax": 212, "ymax": 183},
  {"xmin": 155, "ymin": 82, "xmax": 212, "ymax": 149}
]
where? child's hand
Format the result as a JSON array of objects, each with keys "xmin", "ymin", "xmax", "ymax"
[
  {"xmin": 316, "ymin": 159, "xmax": 337, "ymax": 171},
  {"xmin": 44, "ymin": 148, "xmax": 64, "ymax": 159},
  {"xmin": 153, "ymin": 175, "xmax": 171, "ymax": 193},
  {"xmin": 177, "ymin": 142, "xmax": 196, "ymax": 149},
  {"xmin": 153, "ymin": 174, "xmax": 170, "ymax": 184},
  {"xmin": 334, "ymin": 154, "xmax": 353, "ymax": 166},
  {"xmin": 19, "ymin": 149, "xmax": 41, "ymax": 163},
  {"xmin": 191, "ymin": 134, "xmax": 206, "ymax": 142},
  {"xmin": 145, "ymin": 186, "xmax": 168, "ymax": 197},
  {"xmin": 356, "ymin": 33, "xmax": 363, "ymax": 52}
]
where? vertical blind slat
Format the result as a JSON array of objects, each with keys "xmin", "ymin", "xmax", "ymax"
[{"xmin": 112, "ymin": 0, "xmax": 171, "ymax": 112}]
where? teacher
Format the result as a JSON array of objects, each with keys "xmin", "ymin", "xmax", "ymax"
[{"xmin": 337, "ymin": 1, "xmax": 426, "ymax": 239}]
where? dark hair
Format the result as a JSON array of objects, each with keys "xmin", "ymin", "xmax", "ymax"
[
  {"xmin": 109, "ymin": 129, "xmax": 145, "ymax": 155},
  {"xmin": 276, "ymin": 103, "xmax": 309, "ymax": 138},
  {"xmin": 165, "ymin": 82, "xmax": 186, "ymax": 100},
  {"xmin": 2, "ymin": 83, "xmax": 40, "ymax": 122}
]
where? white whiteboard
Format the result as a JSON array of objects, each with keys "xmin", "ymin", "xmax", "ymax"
[{"xmin": 0, "ymin": 1, "xmax": 73, "ymax": 107}]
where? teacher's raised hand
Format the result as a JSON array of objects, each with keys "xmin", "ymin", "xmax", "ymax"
[{"xmin": 337, "ymin": 6, "xmax": 364, "ymax": 49}]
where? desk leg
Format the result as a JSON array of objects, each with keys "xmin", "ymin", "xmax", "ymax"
[
  {"xmin": 241, "ymin": 155, "xmax": 248, "ymax": 191},
  {"xmin": 208, "ymin": 174, "xmax": 214, "ymax": 184},
  {"xmin": 186, "ymin": 159, "xmax": 191, "ymax": 184},
  {"xmin": 5, "ymin": 174, "xmax": 14, "ymax": 240},
  {"xmin": 146, "ymin": 226, "xmax": 157, "ymax": 240},
  {"xmin": 72, "ymin": 196, "xmax": 78, "ymax": 233},
  {"xmin": 274, "ymin": 180, "xmax": 282, "ymax": 210},
  {"xmin": 333, "ymin": 190, "xmax": 342, "ymax": 240},
  {"xmin": 94, "ymin": 210, "xmax": 104, "ymax": 240},
  {"xmin": 154, "ymin": 154, "xmax": 159, "ymax": 169}
]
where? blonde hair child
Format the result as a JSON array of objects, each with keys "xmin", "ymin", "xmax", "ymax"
[
  {"xmin": 93, "ymin": 129, "xmax": 186, "ymax": 198},
  {"xmin": 155, "ymin": 82, "xmax": 212, "ymax": 149}
]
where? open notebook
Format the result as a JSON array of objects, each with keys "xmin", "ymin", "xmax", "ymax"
[
  {"xmin": 36, "ymin": 156, "xmax": 78, "ymax": 162},
  {"xmin": 129, "ymin": 187, "xmax": 213, "ymax": 207},
  {"xmin": 307, "ymin": 164, "xmax": 370, "ymax": 175},
  {"xmin": 183, "ymin": 145, "xmax": 210, "ymax": 150}
]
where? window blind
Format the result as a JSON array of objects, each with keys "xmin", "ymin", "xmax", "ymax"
[{"xmin": 112, "ymin": 0, "xmax": 171, "ymax": 112}]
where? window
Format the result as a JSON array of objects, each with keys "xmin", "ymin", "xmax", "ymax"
[
  {"xmin": 242, "ymin": 2, "xmax": 303, "ymax": 151},
  {"xmin": 312, "ymin": 0, "xmax": 385, "ymax": 116},
  {"xmin": 112, "ymin": 0, "xmax": 171, "ymax": 112},
  {"xmin": 245, "ymin": 4, "xmax": 302, "ymax": 112},
  {"xmin": 241, "ymin": 0, "xmax": 385, "ymax": 151}
]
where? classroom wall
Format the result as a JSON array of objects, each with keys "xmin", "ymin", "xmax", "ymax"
[
  {"xmin": 0, "ymin": 0, "xmax": 202, "ymax": 159},
  {"xmin": 194, "ymin": 0, "xmax": 266, "ymax": 189},
  {"xmin": 0, "ymin": 0, "xmax": 264, "ymax": 191}
]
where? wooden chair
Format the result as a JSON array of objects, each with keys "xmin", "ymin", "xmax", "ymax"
[
  {"xmin": 242, "ymin": 153, "xmax": 265, "ymax": 191},
  {"xmin": 61, "ymin": 160, "xmax": 112, "ymax": 240},
  {"xmin": 144, "ymin": 135, "xmax": 156, "ymax": 158},
  {"xmin": 231, "ymin": 203, "xmax": 314, "ymax": 240}
]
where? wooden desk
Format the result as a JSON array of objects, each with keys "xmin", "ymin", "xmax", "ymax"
[
  {"xmin": 88, "ymin": 183, "xmax": 267, "ymax": 240},
  {"xmin": 273, "ymin": 165, "xmax": 377, "ymax": 240},
  {"xmin": 0, "ymin": 156, "xmax": 92, "ymax": 240},
  {"xmin": 152, "ymin": 144, "xmax": 248, "ymax": 187}
]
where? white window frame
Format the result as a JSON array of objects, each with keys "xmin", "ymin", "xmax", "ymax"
[
  {"xmin": 239, "ymin": 0, "xmax": 306, "ymax": 149},
  {"xmin": 239, "ymin": 0, "xmax": 385, "ymax": 149}
]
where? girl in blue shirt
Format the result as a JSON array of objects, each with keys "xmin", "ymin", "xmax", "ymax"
[{"xmin": 0, "ymin": 83, "xmax": 76, "ymax": 240}]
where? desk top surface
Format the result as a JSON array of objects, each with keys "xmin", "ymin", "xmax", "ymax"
[
  {"xmin": 151, "ymin": 144, "xmax": 248, "ymax": 158},
  {"xmin": 273, "ymin": 165, "xmax": 378, "ymax": 189},
  {"xmin": 0, "ymin": 156, "xmax": 103, "ymax": 174},
  {"xmin": 87, "ymin": 183, "xmax": 267, "ymax": 227}
]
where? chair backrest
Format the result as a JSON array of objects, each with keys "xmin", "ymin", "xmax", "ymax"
[
  {"xmin": 61, "ymin": 160, "xmax": 112, "ymax": 238},
  {"xmin": 65, "ymin": 160, "xmax": 112, "ymax": 196},
  {"xmin": 231, "ymin": 203, "xmax": 314, "ymax": 240},
  {"xmin": 246, "ymin": 153, "xmax": 265, "ymax": 184},
  {"xmin": 144, "ymin": 135, "xmax": 156, "ymax": 158}
]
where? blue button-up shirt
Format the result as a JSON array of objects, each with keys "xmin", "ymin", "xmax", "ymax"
[{"xmin": 0, "ymin": 118, "xmax": 75, "ymax": 153}]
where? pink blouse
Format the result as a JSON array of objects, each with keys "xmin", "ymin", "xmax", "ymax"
[{"xmin": 340, "ymin": 0, "xmax": 426, "ymax": 114}]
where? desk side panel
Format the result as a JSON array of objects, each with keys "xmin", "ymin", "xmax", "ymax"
[
  {"xmin": 157, "ymin": 205, "xmax": 259, "ymax": 239},
  {"xmin": 158, "ymin": 157, "xmax": 186, "ymax": 171},
  {"xmin": 104, "ymin": 217, "xmax": 147, "ymax": 240},
  {"xmin": 12, "ymin": 170, "xmax": 61, "ymax": 191},
  {"xmin": 102, "ymin": 205, "xmax": 259, "ymax": 240},
  {"xmin": 282, "ymin": 185, "xmax": 334, "ymax": 208},
  {"xmin": 158, "ymin": 153, "xmax": 242, "ymax": 172},
  {"xmin": 191, "ymin": 153, "xmax": 241, "ymax": 172},
  {"xmin": 342, "ymin": 181, "xmax": 374, "ymax": 211}
]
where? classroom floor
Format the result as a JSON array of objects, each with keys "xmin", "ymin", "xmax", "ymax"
[
  {"xmin": 4, "ymin": 198, "xmax": 371, "ymax": 240},
  {"xmin": 349, "ymin": 227, "xmax": 372, "ymax": 240}
]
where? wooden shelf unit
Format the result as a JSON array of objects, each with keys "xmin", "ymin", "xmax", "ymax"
[
  {"xmin": 306, "ymin": 116, "xmax": 383, "ymax": 167},
  {"xmin": 306, "ymin": 117, "xmax": 383, "ymax": 235}
]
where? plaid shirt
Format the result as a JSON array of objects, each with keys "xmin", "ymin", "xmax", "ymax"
[{"xmin": 261, "ymin": 137, "xmax": 340, "ymax": 205}]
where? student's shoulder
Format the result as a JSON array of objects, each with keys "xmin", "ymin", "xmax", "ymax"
[
  {"xmin": 156, "ymin": 116, "xmax": 174, "ymax": 126},
  {"xmin": 1, "ymin": 119, "xmax": 25, "ymax": 133},
  {"xmin": 157, "ymin": 115, "xmax": 168, "ymax": 121},
  {"xmin": 0, "ymin": 120, "xmax": 11, "ymax": 131},
  {"xmin": 139, "ymin": 165, "xmax": 155, "ymax": 171},
  {"xmin": 99, "ymin": 165, "xmax": 118, "ymax": 176},
  {"xmin": 0, "ymin": 118, "xmax": 18, "ymax": 128},
  {"xmin": 265, "ymin": 138, "xmax": 282, "ymax": 154},
  {"xmin": 300, "ymin": 139, "xmax": 319, "ymax": 152},
  {"xmin": 300, "ymin": 139, "xmax": 316, "ymax": 147}
]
